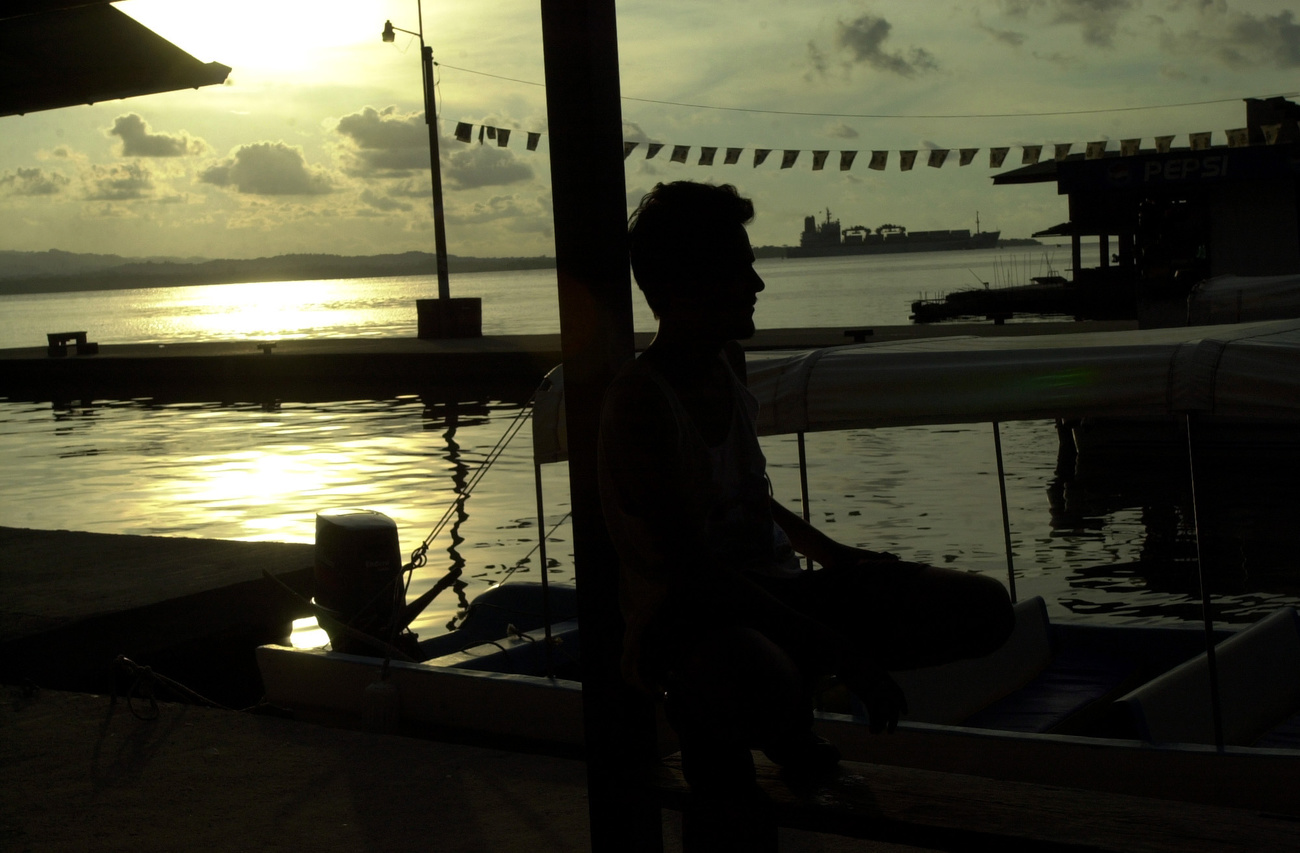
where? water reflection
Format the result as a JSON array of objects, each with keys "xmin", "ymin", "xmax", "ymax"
[{"xmin": 3, "ymin": 396, "xmax": 1299, "ymax": 635}]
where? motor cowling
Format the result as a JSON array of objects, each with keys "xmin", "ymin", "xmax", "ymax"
[{"xmin": 313, "ymin": 508, "xmax": 403, "ymax": 655}]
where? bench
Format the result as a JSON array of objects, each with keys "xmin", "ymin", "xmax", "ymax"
[
  {"xmin": 46, "ymin": 331, "xmax": 98, "ymax": 357},
  {"xmin": 1112, "ymin": 607, "xmax": 1300, "ymax": 747},
  {"xmin": 652, "ymin": 751, "xmax": 1292, "ymax": 851}
]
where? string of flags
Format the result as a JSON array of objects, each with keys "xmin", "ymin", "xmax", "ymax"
[{"xmin": 453, "ymin": 120, "xmax": 1291, "ymax": 172}]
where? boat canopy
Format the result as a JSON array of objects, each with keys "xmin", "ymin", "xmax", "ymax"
[
  {"xmin": 1187, "ymin": 274, "xmax": 1300, "ymax": 326},
  {"xmin": 532, "ymin": 319, "xmax": 1300, "ymax": 464}
]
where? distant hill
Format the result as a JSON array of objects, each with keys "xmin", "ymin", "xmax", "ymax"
[{"xmin": 0, "ymin": 251, "xmax": 559, "ymax": 295}]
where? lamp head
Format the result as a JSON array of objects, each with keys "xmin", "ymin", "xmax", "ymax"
[{"xmin": 382, "ymin": 21, "xmax": 396, "ymax": 43}]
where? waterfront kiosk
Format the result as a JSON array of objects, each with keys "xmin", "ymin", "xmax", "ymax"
[{"xmin": 995, "ymin": 97, "xmax": 1300, "ymax": 326}]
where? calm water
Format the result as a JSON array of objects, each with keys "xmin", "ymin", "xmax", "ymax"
[{"xmin": 3, "ymin": 246, "xmax": 1296, "ymax": 637}]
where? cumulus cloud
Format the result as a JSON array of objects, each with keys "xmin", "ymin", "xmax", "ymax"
[
  {"xmin": 444, "ymin": 145, "xmax": 534, "ymax": 190},
  {"xmin": 334, "ymin": 106, "xmax": 429, "ymax": 175},
  {"xmin": 199, "ymin": 142, "xmax": 334, "ymax": 195},
  {"xmin": 108, "ymin": 114, "xmax": 206, "ymax": 157},
  {"xmin": 1050, "ymin": 0, "xmax": 1136, "ymax": 48},
  {"xmin": 977, "ymin": 18, "xmax": 1028, "ymax": 47},
  {"xmin": 831, "ymin": 14, "xmax": 939, "ymax": 77},
  {"xmin": 358, "ymin": 188, "xmax": 413, "ymax": 212},
  {"xmin": 1157, "ymin": 6, "xmax": 1300, "ymax": 69},
  {"xmin": 83, "ymin": 162, "xmax": 154, "ymax": 201},
  {"xmin": 0, "ymin": 167, "xmax": 70, "ymax": 196}
]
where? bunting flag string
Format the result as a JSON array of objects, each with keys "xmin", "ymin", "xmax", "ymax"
[{"xmin": 448, "ymin": 119, "xmax": 1296, "ymax": 174}]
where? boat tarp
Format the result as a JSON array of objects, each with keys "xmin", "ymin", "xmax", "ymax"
[
  {"xmin": 1186, "ymin": 274, "xmax": 1300, "ymax": 326},
  {"xmin": 531, "ymin": 319, "xmax": 1300, "ymax": 464}
]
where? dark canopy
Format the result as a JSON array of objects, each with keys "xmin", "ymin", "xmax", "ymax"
[{"xmin": 1, "ymin": 2, "xmax": 231, "ymax": 117}]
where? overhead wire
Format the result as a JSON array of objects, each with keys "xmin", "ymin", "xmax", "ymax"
[{"xmin": 433, "ymin": 61, "xmax": 1298, "ymax": 121}]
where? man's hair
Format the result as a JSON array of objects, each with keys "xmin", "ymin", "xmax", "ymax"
[{"xmin": 627, "ymin": 181, "xmax": 754, "ymax": 315}]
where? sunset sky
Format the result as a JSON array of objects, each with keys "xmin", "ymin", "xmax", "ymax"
[{"xmin": 2, "ymin": 0, "xmax": 1297, "ymax": 260}]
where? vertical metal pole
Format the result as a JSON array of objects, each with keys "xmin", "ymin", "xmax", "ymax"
[
  {"xmin": 533, "ymin": 462, "xmax": 555, "ymax": 677},
  {"xmin": 540, "ymin": 1, "xmax": 659, "ymax": 849},
  {"xmin": 1186, "ymin": 413, "xmax": 1226, "ymax": 752},
  {"xmin": 992, "ymin": 422, "xmax": 1018, "ymax": 602},
  {"xmin": 419, "ymin": 37, "xmax": 451, "ymax": 301},
  {"xmin": 797, "ymin": 432, "xmax": 812, "ymax": 570}
]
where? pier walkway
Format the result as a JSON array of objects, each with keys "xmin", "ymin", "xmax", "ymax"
[{"xmin": 0, "ymin": 322, "xmax": 1135, "ymax": 402}]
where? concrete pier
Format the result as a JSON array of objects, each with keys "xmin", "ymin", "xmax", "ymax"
[{"xmin": 0, "ymin": 322, "xmax": 1136, "ymax": 402}]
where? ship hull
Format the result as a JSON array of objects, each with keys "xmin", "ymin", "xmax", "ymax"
[{"xmin": 787, "ymin": 230, "xmax": 1001, "ymax": 258}]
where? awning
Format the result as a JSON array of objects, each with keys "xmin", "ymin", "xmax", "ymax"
[
  {"xmin": 0, "ymin": 2, "xmax": 231, "ymax": 117},
  {"xmin": 532, "ymin": 320, "xmax": 1300, "ymax": 463}
]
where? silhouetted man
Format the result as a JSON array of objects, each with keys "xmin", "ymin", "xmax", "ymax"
[{"xmin": 598, "ymin": 181, "xmax": 1014, "ymax": 847}]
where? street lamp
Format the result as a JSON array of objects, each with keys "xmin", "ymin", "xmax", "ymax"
[{"xmin": 383, "ymin": 4, "xmax": 450, "ymax": 303}]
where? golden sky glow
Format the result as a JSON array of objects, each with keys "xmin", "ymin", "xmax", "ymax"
[{"xmin": 3, "ymin": 1, "xmax": 1298, "ymax": 260}]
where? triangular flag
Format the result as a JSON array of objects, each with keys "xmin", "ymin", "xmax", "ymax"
[
  {"xmin": 454, "ymin": 122, "xmax": 472, "ymax": 143},
  {"xmin": 1021, "ymin": 145, "xmax": 1041, "ymax": 165},
  {"xmin": 927, "ymin": 149, "xmax": 949, "ymax": 168},
  {"xmin": 496, "ymin": 128, "xmax": 510, "ymax": 148},
  {"xmin": 698, "ymin": 146, "xmax": 717, "ymax": 166},
  {"xmin": 1189, "ymin": 131, "xmax": 1211, "ymax": 150},
  {"xmin": 780, "ymin": 150, "xmax": 799, "ymax": 169},
  {"xmin": 869, "ymin": 150, "xmax": 888, "ymax": 170},
  {"xmin": 1226, "ymin": 127, "xmax": 1249, "ymax": 147},
  {"xmin": 1120, "ymin": 138, "xmax": 1141, "ymax": 156},
  {"xmin": 989, "ymin": 147, "xmax": 1009, "ymax": 168},
  {"xmin": 646, "ymin": 142, "xmax": 664, "ymax": 159},
  {"xmin": 724, "ymin": 147, "xmax": 743, "ymax": 165},
  {"xmin": 670, "ymin": 145, "xmax": 689, "ymax": 163},
  {"xmin": 899, "ymin": 150, "xmax": 917, "ymax": 171},
  {"xmin": 623, "ymin": 141, "xmax": 639, "ymax": 159},
  {"xmin": 839, "ymin": 151, "xmax": 857, "ymax": 171},
  {"xmin": 1054, "ymin": 143, "xmax": 1071, "ymax": 161},
  {"xmin": 811, "ymin": 150, "xmax": 829, "ymax": 171},
  {"xmin": 1086, "ymin": 141, "xmax": 1106, "ymax": 160},
  {"xmin": 1263, "ymin": 124, "xmax": 1283, "ymax": 145},
  {"xmin": 1154, "ymin": 135, "xmax": 1174, "ymax": 153},
  {"xmin": 753, "ymin": 148, "xmax": 771, "ymax": 167},
  {"xmin": 958, "ymin": 148, "xmax": 977, "ymax": 166},
  {"xmin": 486, "ymin": 126, "xmax": 497, "ymax": 140},
  {"xmin": 527, "ymin": 132, "xmax": 540, "ymax": 151}
]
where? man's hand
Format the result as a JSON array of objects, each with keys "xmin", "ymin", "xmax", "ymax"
[{"xmin": 838, "ymin": 663, "xmax": 907, "ymax": 734}]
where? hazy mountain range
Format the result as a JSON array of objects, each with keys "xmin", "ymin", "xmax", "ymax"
[{"xmin": 0, "ymin": 245, "xmax": 796, "ymax": 295}]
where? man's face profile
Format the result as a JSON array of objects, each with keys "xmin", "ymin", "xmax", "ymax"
[{"xmin": 674, "ymin": 224, "xmax": 765, "ymax": 341}]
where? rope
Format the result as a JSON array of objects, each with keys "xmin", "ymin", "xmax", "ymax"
[{"xmin": 110, "ymin": 655, "xmax": 251, "ymax": 721}]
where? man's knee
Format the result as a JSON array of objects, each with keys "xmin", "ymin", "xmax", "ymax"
[{"xmin": 967, "ymin": 573, "xmax": 1015, "ymax": 657}]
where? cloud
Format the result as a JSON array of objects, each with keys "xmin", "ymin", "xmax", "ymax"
[
  {"xmin": 443, "ymin": 145, "xmax": 534, "ymax": 190},
  {"xmin": 199, "ymin": 142, "xmax": 334, "ymax": 195},
  {"xmin": 108, "ymin": 114, "xmax": 205, "ymax": 157},
  {"xmin": 1157, "ymin": 7, "xmax": 1300, "ymax": 69},
  {"xmin": 824, "ymin": 122, "xmax": 859, "ymax": 139},
  {"xmin": 0, "ymin": 167, "xmax": 70, "ymax": 196},
  {"xmin": 358, "ymin": 188, "xmax": 413, "ymax": 212},
  {"xmin": 976, "ymin": 18, "xmax": 1028, "ymax": 47},
  {"xmin": 335, "ymin": 106, "xmax": 429, "ymax": 175},
  {"xmin": 833, "ymin": 14, "xmax": 939, "ymax": 77},
  {"xmin": 83, "ymin": 162, "xmax": 154, "ymax": 201},
  {"xmin": 1050, "ymin": 0, "xmax": 1136, "ymax": 48}
]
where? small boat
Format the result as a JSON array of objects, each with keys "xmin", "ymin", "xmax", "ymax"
[{"xmin": 258, "ymin": 318, "xmax": 1300, "ymax": 813}]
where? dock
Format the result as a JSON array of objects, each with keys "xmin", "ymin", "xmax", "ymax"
[
  {"xmin": 0, "ymin": 526, "xmax": 313, "ymax": 705},
  {"xmin": 0, "ymin": 322, "xmax": 1137, "ymax": 402}
]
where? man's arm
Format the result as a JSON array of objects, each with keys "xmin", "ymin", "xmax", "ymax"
[{"xmin": 770, "ymin": 500, "xmax": 899, "ymax": 568}]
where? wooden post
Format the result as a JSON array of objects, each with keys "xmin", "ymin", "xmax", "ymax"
[{"xmin": 539, "ymin": 2, "xmax": 662, "ymax": 850}]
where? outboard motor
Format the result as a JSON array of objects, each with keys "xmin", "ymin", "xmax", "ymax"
[{"xmin": 313, "ymin": 508, "xmax": 404, "ymax": 655}]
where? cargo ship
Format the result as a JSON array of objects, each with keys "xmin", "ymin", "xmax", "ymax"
[{"xmin": 787, "ymin": 209, "xmax": 1001, "ymax": 257}]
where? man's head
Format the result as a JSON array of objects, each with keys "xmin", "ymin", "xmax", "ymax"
[{"xmin": 627, "ymin": 181, "xmax": 764, "ymax": 340}]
